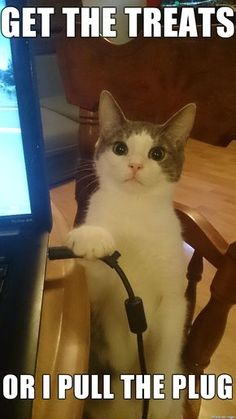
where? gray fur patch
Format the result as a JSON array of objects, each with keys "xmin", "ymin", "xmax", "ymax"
[
  {"xmin": 156, "ymin": 128, "xmax": 185, "ymax": 182},
  {"xmin": 95, "ymin": 120, "xmax": 184, "ymax": 182}
]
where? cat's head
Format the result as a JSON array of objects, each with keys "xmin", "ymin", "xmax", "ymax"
[{"xmin": 95, "ymin": 90, "xmax": 196, "ymax": 195}]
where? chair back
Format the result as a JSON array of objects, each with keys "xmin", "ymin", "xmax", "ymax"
[{"xmin": 57, "ymin": 24, "xmax": 236, "ymax": 147}]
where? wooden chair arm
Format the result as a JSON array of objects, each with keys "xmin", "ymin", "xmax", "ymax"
[
  {"xmin": 33, "ymin": 204, "xmax": 90, "ymax": 419},
  {"xmin": 174, "ymin": 201, "xmax": 228, "ymax": 268}
]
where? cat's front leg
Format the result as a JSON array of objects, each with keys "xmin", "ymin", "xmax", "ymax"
[
  {"xmin": 67, "ymin": 225, "xmax": 115, "ymax": 259},
  {"xmin": 148, "ymin": 295, "xmax": 186, "ymax": 419}
]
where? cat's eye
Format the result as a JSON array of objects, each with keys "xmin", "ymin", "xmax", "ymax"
[
  {"xmin": 148, "ymin": 146, "xmax": 165, "ymax": 161},
  {"xmin": 112, "ymin": 141, "xmax": 128, "ymax": 156}
]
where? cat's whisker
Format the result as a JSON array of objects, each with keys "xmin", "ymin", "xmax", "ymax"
[
  {"xmin": 78, "ymin": 159, "xmax": 95, "ymax": 165},
  {"xmin": 77, "ymin": 173, "xmax": 97, "ymax": 183},
  {"xmin": 79, "ymin": 157, "xmax": 94, "ymax": 161},
  {"xmin": 78, "ymin": 160, "xmax": 95, "ymax": 166},
  {"xmin": 78, "ymin": 178, "xmax": 98, "ymax": 196},
  {"xmin": 77, "ymin": 168, "xmax": 96, "ymax": 174},
  {"xmin": 77, "ymin": 165, "xmax": 95, "ymax": 172}
]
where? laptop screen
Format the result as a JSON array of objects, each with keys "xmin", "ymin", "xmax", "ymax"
[{"xmin": 0, "ymin": 0, "xmax": 31, "ymax": 217}]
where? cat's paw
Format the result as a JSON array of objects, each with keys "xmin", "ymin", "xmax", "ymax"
[{"xmin": 67, "ymin": 225, "xmax": 115, "ymax": 260}]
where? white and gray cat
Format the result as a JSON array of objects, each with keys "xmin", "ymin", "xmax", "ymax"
[{"xmin": 67, "ymin": 91, "xmax": 196, "ymax": 419}]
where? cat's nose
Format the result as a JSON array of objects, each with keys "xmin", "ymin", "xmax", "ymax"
[{"xmin": 129, "ymin": 163, "xmax": 143, "ymax": 174}]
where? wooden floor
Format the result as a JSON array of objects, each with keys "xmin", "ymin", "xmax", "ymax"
[{"xmin": 51, "ymin": 138, "xmax": 236, "ymax": 419}]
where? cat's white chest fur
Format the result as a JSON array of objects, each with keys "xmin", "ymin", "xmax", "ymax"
[
  {"xmin": 86, "ymin": 187, "xmax": 186, "ymax": 296},
  {"xmin": 68, "ymin": 187, "xmax": 187, "ymax": 418},
  {"xmin": 73, "ymin": 187, "xmax": 187, "ymax": 370}
]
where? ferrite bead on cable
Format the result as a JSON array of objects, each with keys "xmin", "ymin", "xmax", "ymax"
[{"xmin": 125, "ymin": 297, "xmax": 147, "ymax": 334}]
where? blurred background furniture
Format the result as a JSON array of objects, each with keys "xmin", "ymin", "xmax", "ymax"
[
  {"xmin": 57, "ymin": 25, "xmax": 236, "ymax": 146},
  {"xmin": 32, "ymin": 43, "xmax": 79, "ymax": 186},
  {"xmin": 56, "ymin": 24, "xmax": 236, "ymax": 418},
  {"xmin": 29, "ymin": 0, "xmax": 83, "ymax": 186}
]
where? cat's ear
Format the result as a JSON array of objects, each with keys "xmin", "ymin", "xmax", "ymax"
[
  {"xmin": 162, "ymin": 103, "xmax": 196, "ymax": 147},
  {"xmin": 99, "ymin": 90, "xmax": 126, "ymax": 134}
]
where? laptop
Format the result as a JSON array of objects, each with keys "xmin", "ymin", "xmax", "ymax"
[{"xmin": 0, "ymin": 0, "xmax": 52, "ymax": 417}]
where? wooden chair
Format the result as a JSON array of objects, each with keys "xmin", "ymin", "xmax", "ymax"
[{"xmin": 56, "ymin": 25, "xmax": 236, "ymax": 418}]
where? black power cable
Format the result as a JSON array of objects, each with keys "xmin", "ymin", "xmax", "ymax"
[{"xmin": 48, "ymin": 246, "xmax": 149, "ymax": 419}]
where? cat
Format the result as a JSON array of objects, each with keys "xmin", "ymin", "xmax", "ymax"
[{"xmin": 67, "ymin": 91, "xmax": 196, "ymax": 419}]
